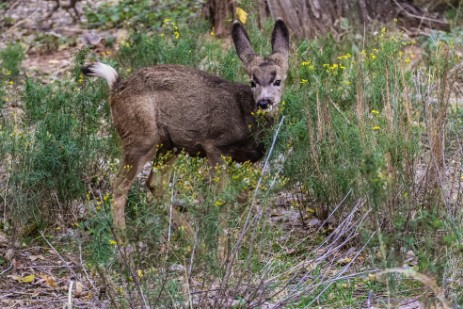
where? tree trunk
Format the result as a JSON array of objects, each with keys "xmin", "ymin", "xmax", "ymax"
[
  {"xmin": 203, "ymin": 0, "xmax": 452, "ymax": 38},
  {"xmin": 203, "ymin": 0, "xmax": 236, "ymax": 37}
]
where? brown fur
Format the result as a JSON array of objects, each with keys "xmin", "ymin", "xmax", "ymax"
[{"xmin": 82, "ymin": 19, "xmax": 290, "ymax": 232}]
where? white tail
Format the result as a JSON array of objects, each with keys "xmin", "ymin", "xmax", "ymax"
[{"xmin": 81, "ymin": 62, "xmax": 119, "ymax": 88}]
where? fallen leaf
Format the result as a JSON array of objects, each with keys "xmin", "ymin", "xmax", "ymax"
[
  {"xmin": 305, "ymin": 207, "xmax": 315, "ymax": 213},
  {"xmin": 21, "ymin": 274, "xmax": 36, "ymax": 283},
  {"xmin": 74, "ymin": 281, "xmax": 85, "ymax": 297},
  {"xmin": 336, "ymin": 257, "xmax": 352, "ymax": 265},
  {"xmin": 39, "ymin": 274, "xmax": 58, "ymax": 288},
  {"xmin": 76, "ymin": 281, "xmax": 84, "ymax": 292},
  {"xmin": 8, "ymin": 274, "xmax": 36, "ymax": 283},
  {"xmin": 28, "ymin": 254, "xmax": 45, "ymax": 262},
  {"xmin": 7, "ymin": 274, "xmax": 21, "ymax": 281},
  {"xmin": 46, "ymin": 276, "xmax": 58, "ymax": 288}
]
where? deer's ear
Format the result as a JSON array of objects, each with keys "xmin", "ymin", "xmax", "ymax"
[
  {"xmin": 232, "ymin": 21, "xmax": 256, "ymax": 66},
  {"xmin": 271, "ymin": 19, "xmax": 289, "ymax": 58}
]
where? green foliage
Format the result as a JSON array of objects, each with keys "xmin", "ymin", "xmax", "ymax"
[
  {"xmin": 1, "ymin": 57, "xmax": 114, "ymax": 225},
  {"xmin": 85, "ymin": 0, "xmax": 202, "ymax": 29},
  {"xmin": 0, "ymin": 43, "xmax": 24, "ymax": 79},
  {"xmin": 0, "ymin": 43, "xmax": 24, "ymax": 107},
  {"xmin": 279, "ymin": 25, "xmax": 463, "ymax": 305},
  {"xmin": 115, "ymin": 19, "xmax": 245, "ymax": 82}
]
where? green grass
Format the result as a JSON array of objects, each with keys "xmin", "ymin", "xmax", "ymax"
[{"xmin": 0, "ymin": 15, "xmax": 462, "ymax": 308}]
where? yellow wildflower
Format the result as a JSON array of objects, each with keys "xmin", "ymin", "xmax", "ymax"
[
  {"xmin": 236, "ymin": 7, "xmax": 248, "ymax": 24},
  {"xmin": 214, "ymin": 199, "xmax": 225, "ymax": 207},
  {"xmin": 337, "ymin": 53, "xmax": 351, "ymax": 60},
  {"xmin": 103, "ymin": 193, "xmax": 111, "ymax": 202},
  {"xmin": 300, "ymin": 61, "xmax": 315, "ymax": 70},
  {"xmin": 301, "ymin": 60, "xmax": 311, "ymax": 66},
  {"xmin": 328, "ymin": 63, "xmax": 339, "ymax": 71},
  {"xmin": 300, "ymin": 79, "xmax": 308, "ymax": 85},
  {"xmin": 371, "ymin": 109, "xmax": 380, "ymax": 115},
  {"xmin": 109, "ymin": 239, "xmax": 117, "ymax": 246},
  {"xmin": 373, "ymin": 126, "xmax": 381, "ymax": 131}
]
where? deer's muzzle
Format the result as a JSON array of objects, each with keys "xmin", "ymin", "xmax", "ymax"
[{"xmin": 257, "ymin": 99, "xmax": 273, "ymax": 110}]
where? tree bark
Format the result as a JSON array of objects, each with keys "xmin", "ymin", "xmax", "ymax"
[
  {"xmin": 203, "ymin": 0, "xmax": 236, "ymax": 37},
  {"xmin": 203, "ymin": 0, "xmax": 452, "ymax": 38}
]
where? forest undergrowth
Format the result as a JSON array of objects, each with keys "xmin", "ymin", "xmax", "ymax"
[{"xmin": 0, "ymin": 4, "xmax": 462, "ymax": 308}]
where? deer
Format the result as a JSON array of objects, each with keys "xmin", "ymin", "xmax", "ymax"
[{"xmin": 81, "ymin": 19, "xmax": 290, "ymax": 234}]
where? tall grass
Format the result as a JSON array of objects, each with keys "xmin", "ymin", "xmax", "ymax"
[{"xmin": 281, "ymin": 27, "xmax": 463, "ymax": 305}]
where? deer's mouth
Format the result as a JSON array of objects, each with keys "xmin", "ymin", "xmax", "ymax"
[{"xmin": 257, "ymin": 99, "xmax": 273, "ymax": 111}]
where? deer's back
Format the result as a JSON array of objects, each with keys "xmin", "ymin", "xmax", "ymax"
[{"xmin": 110, "ymin": 65, "xmax": 264, "ymax": 161}]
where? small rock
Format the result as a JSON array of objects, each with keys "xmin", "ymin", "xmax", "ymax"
[
  {"xmin": 81, "ymin": 31, "xmax": 102, "ymax": 47},
  {"xmin": 307, "ymin": 218, "xmax": 321, "ymax": 227},
  {"xmin": 0, "ymin": 231, "xmax": 8, "ymax": 246},
  {"xmin": 5, "ymin": 248, "xmax": 15, "ymax": 261},
  {"xmin": 169, "ymin": 264, "xmax": 186, "ymax": 273}
]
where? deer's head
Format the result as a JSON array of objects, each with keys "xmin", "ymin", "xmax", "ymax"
[{"xmin": 232, "ymin": 19, "xmax": 290, "ymax": 115}]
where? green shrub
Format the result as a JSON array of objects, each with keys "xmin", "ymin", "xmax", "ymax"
[
  {"xmin": 2, "ymin": 54, "xmax": 115, "ymax": 226},
  {"xmin": 0, "ymin": 43, "xmax": 24, "ymax": 107},
  {"xmin": 85, "ymin": 0, "xmax": 202, "ymax": 29}
]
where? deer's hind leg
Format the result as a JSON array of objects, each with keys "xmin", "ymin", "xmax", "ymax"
[{"xmin": 112, "ymin": 144, "xmax": 158, "ymax": 235}]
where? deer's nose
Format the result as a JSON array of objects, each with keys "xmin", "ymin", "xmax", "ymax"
[{"xmin": 257, "ymin": 99, "xmax": 273, "ymax": 110}]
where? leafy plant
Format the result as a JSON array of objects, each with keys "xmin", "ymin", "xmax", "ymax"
[
  {"xmin": 85, "ymin": 0, "xmax": 202, "ymax": 30},
  {"xmin": 2, "ymin": 53, "xmax": 115, "ymax": 227}
]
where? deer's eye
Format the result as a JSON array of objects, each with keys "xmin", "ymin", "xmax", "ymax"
[
  {"xmin": 273, "ymin": 80, "xmax": 281, "ymax": 87},
  {"xmin": 250, "ymin": 81, "xmax": 257, "ymax": 88}
]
